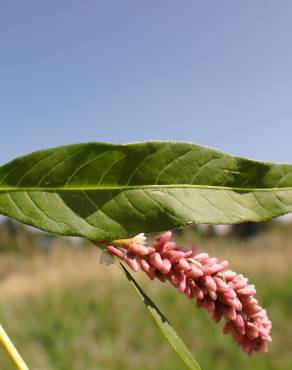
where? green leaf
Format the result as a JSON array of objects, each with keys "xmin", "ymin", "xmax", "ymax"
[
  {"xmin": 115, "ymin": 259, "xmax": 202, "ymax": 370},
  {"xmin": 0, "ymin": 141, "xmax": 292, "ymax": 240}
]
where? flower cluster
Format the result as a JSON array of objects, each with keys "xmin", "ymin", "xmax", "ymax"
[{"xmin": 102, "ymin": 231, "xmax": 272, "ymax": 354}]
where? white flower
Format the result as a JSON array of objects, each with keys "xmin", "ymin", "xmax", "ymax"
[
  {"xmin": 112, "ymin": 233, "xmax": 147, "ymax": 248},
  {"xmin": 133, "ymin": 233, "xmax": 147, "ymax": 245},
  {"xmin": 99, "ymin": 250, "xmax": 114, "ymax": 265}
]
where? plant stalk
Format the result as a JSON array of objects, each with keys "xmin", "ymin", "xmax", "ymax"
[{"xmin": 0, "ymin": 323, "xmax": 30, "ymax": 370}]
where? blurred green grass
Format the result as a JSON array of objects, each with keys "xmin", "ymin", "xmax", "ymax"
[{"xmin": 0, "ymin": 225, "xmax": 292, "ymax": 370}]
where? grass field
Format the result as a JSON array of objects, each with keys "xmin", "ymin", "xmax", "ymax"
[{"xmin": 0, "ymin": 225, "xmax": 292, "ymax": 370}]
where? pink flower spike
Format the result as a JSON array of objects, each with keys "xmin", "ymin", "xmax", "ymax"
[{"xmin": 105, "ymin": 231, "xmax": 272, "ymax": 355}]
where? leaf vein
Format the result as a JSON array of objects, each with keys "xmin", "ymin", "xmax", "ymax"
[
  {"xmin": 25, "ymin": 192, "xmax": 73, "ymax": 230},
  {"xmin": 96, "ymin": 155, "xmax": 127, "ymax": 185},
  {"xmin": 81, "ymin": 191, "xmax": 120, "ymax": 232},
  {"xmin": 190, "ymin": 157, "xmax": 220, "ymax": 184},
  {"xmin": 37, "ymin": 147, "xmax": 85, "ymax": 186},
  {"xmin": 154, "ymin": 150, "xmax": 193, "ymax": 184},
  {"xmin": 65, "ymin": 151, "xmax": 110, "ymax": 186},
  {"xmin": 125, "ymin": 146, "xmax": 166, "ymax": 185},
  {"xmin": 17, "ymin": 152, "xmax": 57, "ymax": 186},
  {"xmin": 123, "ymin": 191, "xmax": 147, "ymax": 219}
]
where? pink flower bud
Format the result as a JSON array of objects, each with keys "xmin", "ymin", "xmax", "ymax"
[
  {"xmin": 107, "ymin": 245, "xmax": 125, "ymax": 259},
  {"xmin": 213, "ymin": 276, "xmax": 230, "ymax": 292},
  {"xmin": 155, "ymin": 231, "xmax": 172, "ymax": 245},
  {"xmin": 178, "ymin": 273, "xmax": 187, "ymax": 292},
  {"xmin": 187, "ymin": 265, "xmax": 203, "ymax": 279},
  {"xmin": 175, "ymin": 258, "xmax": 191, "ymax": 272},
  {"xmin": 203, "ymin": 263, "xmax": 225, "ymax": 275},
  {"xmin": 222, "ymin": 289, "xmax": 236, "ymax": 300},
  {"xmin": 199, "ymin": 276, "xmax": 217, "ymax": 292},
  {"xmin": 124, "ymin": 254, "xmax": 139, "ymax": 272},
  {"xmin": 149, "ymin": 252, "xmax": 164, "ymax": 270},
  {"xmin": 128, "ymin": 243, "xmax": 149, "ymax": 256},
  {"xmin": 234, "ymin": 314, "xmax": 245, "ymax": 328},
  {"xmin": 140, "ymin": 259, "xmax": 150, "ymax": 273},
  {"xmin": 223, "ymin": 269, "xmax": 237, "ymax": 281},
  {"xmin": 222, "ymin": 305, "xmax": 237, "ymax": 321},
  {"xmin": 168, "ymin": 251, "xmax": 186, "ymax": 264},
  {"xmin": 212, "ymin": 306, "xmax": 223, "ymax": 323},
  {"xmin": 160, "ymin": 259, "xmax": 172, "ymax": 274},
  {"xmin": 238, "ymin": 285, "xmax": 257, "ymax": 296},
  {"xmin": 194, "ymin": 253, "xmax": 209, "ymax": 262}
]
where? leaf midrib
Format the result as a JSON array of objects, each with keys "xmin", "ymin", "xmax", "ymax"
[{"xmin": 0, "ymin": 184, "xmax": 291, "ymax": 192}]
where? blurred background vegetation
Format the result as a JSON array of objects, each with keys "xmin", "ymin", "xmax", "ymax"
[{"xmin": 0, "ymin": 217, "xmax": 292, "ymax": 370}]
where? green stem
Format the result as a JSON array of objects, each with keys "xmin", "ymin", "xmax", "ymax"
[
  {"xmin": 0, "ymin": 323, "xmax": 30, "ymax": 370},
  {"xmin": 114, "ymin": 258, "xmax": 202, "ymax": 370}
]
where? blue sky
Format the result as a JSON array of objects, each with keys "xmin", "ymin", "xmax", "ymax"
[{"xmin": 1, "ymin": 1, "xmax": 292, "ymax": 165}]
